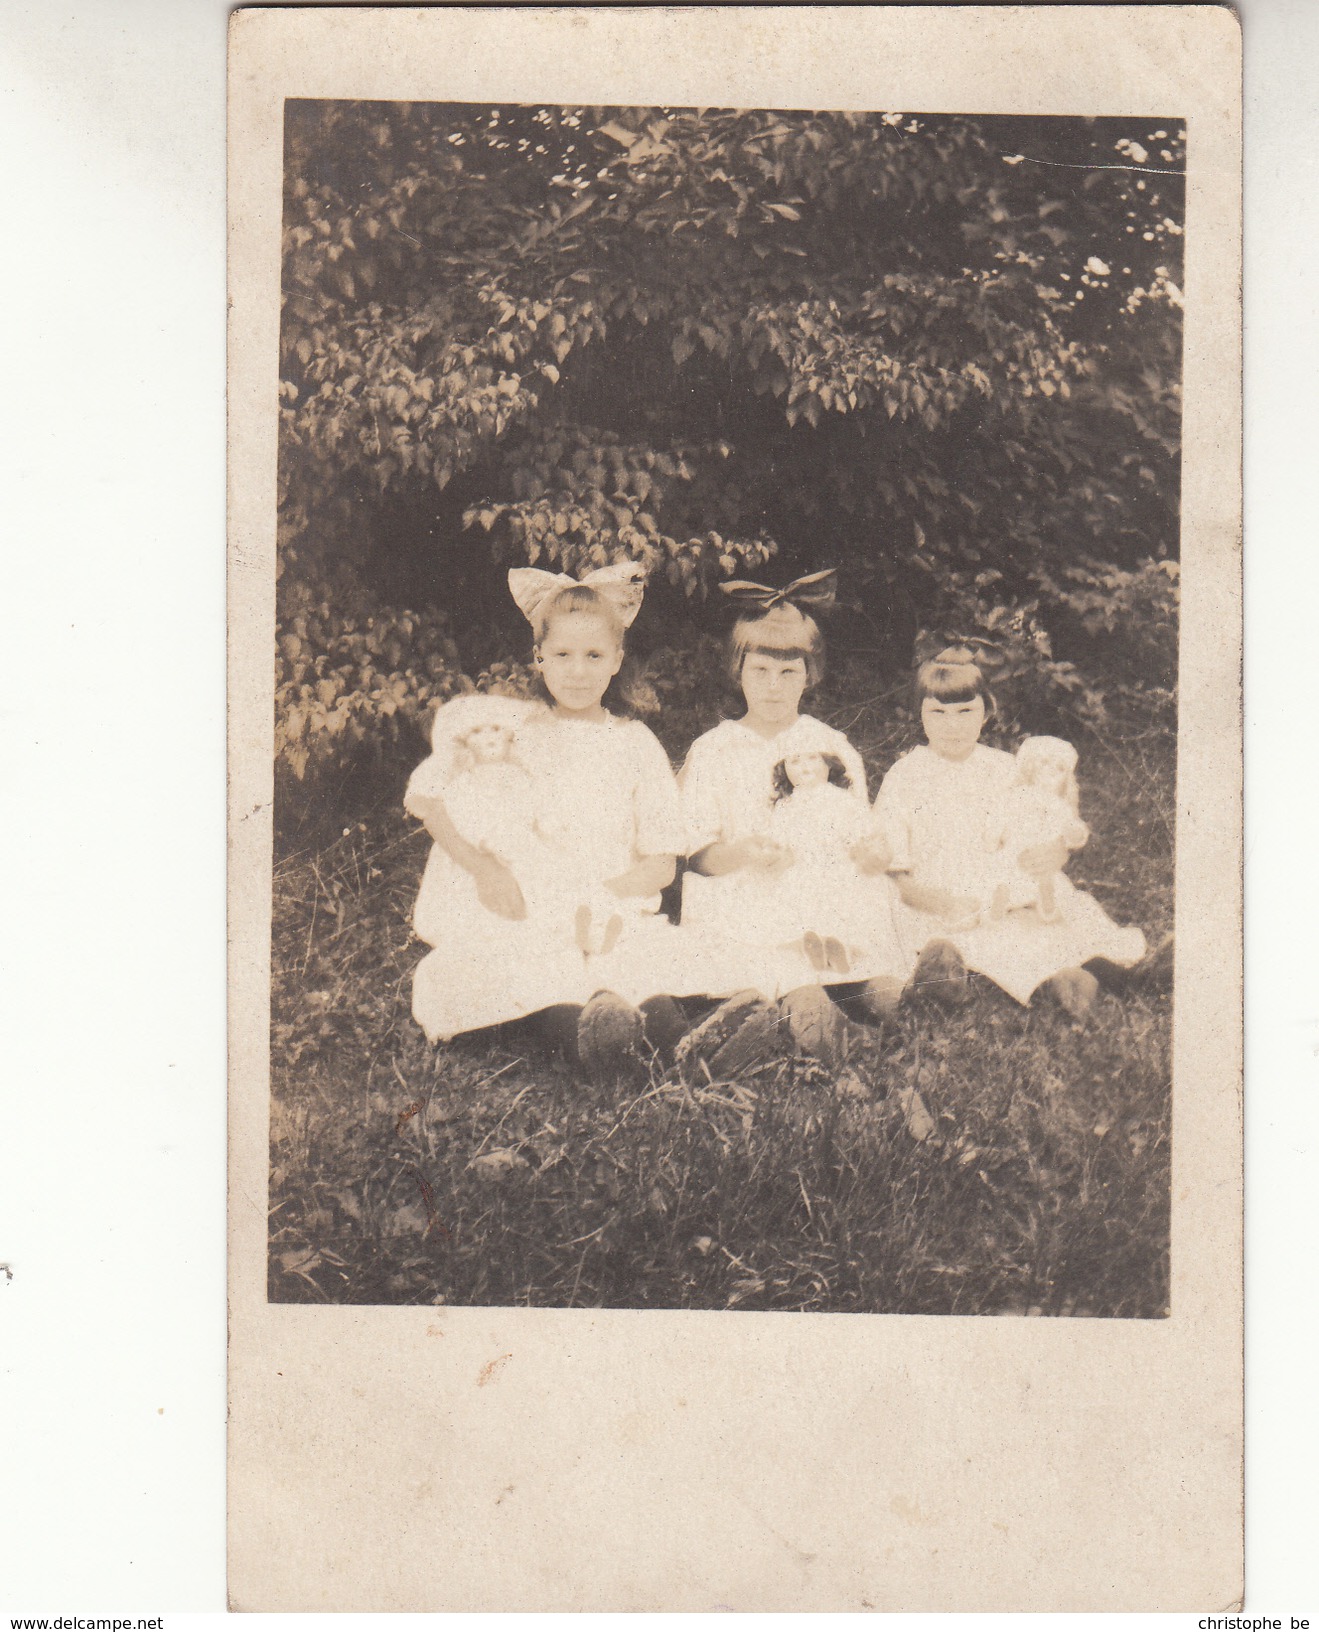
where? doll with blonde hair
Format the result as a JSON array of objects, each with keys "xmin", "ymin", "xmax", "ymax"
[
  {"xmin": 407, "ymin": 692, "xmax": 623, "ymax": 957},
  {"xmin": 986, "ymin": 735, "xmax": 1090, "ymax": 923}
]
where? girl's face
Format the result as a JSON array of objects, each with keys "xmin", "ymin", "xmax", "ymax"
[
  {"xmin": 740, "ymin": 651, "xmax": 809, "ymax": 731},
  {"xmin": 921, "ymin": 694, "xmax": 986, "ymax": 761},
  {"xmin": 464, "ymin": 723, "xmax": 513, "ymax": 764},
  {"xmin": 536, "ymin": 612, "xmax": 624, "ymax": 718},
  {"xmin": 783, "ymin": 752, "xmax": 828, "ymax": 791}
]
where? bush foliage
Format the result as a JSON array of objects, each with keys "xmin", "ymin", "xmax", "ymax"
[{"xmin": 275, "ymin": 103, "xmax": 1183, "ymax": 797}]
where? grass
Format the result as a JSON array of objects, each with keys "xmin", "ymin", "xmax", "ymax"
[{"xmin": 268, "ymin": 700, "xmax": 1173, "ymax": 1317}]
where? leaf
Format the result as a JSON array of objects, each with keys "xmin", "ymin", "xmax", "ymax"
[
  {"xmin": 765, "ymin": 202, "xmax": 802, "ymax": 221},
  {"xmin": 598, "ymin": 120, "xmax": 638, "ymax": 149},
  {"xmin": 897, "ymin": 1087, "xmax": 936, "ymax": 1143},
  {"xmin": 469, "ymin": 1149, "xmax": 530, "ymax": 1182}
]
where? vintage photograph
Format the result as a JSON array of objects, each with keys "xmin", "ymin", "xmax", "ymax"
[{"xmin": 268, "ymin": 98, "xmax": 1183, "ymax": 1318}]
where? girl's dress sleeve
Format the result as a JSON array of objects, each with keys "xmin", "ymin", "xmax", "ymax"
[
  {"xmin": 677, "ymin": 731, "xmax": 724, "ymax": 857},
  {"xmin": 835, "ymin": 734, "xmax": 869, "ymax": 804},
  {"xmin": 873, "ymin": 754, "xmax": 915, "ymax": 871},
  {"xmin": 630, "ymin": 724, "xmax": 689, "ymax": 859},
  {"xmin": 403, "ymin": 754, "xmax": 449, "ymax": 819}
]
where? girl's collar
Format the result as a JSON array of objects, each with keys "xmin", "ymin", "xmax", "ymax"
[
  {"xmin": 734, "ymin": 711, "xmax": 815, "ymax": 743},
  {"xmin": 545, "ymin": 706, "xmax": 619, "ymax": 727}
]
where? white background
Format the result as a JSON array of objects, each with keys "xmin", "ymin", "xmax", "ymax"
[{"xmin": 0, "ymin": 0, "xmax": 1312, "ymax": 1618}]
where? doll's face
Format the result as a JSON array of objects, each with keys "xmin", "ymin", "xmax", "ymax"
[
  {"xmin": 1023, "ymin": 754, "xmax": 1071, "ymax": 796},
  {"xmin": 463, "ymin": 723, "xmax": 514, "ymax": 763},
  {"xmin": 783, "ymin": 752, "xmax": 828, "ymax": 791},
  {"xmin": 921, "ymin": 694, "xmax": 986, "ymax": 761},
  {"xmin": 741, "ymin": 651, "xmax": 808, "ymax": 729},
  {"xmin": 535, "ymin": 611, "xmax": 624, "ymax": 717}
]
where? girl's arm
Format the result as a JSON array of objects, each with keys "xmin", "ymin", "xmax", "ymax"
[
  {"xmin": 605, "ymin": 853, "xmax": 678, "ymax": 897},
  {"xmin": 893, "ymin": 876, "xmax": 979, "ymax": 918},
  {"xmin": 1016, "ymin": 837, "xmax": 1070, "ymax": 877},
  {"xmin": 408, "ymin": 792, "xmax": 527, "ymax": 920},
  {"xmin": 689, "ymin": 836, "xmax": 792, "ymax": 876}
]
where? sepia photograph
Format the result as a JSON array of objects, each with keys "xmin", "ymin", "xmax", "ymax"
[
  {"xmin": 227, "ymin": 6, "xmax": 1242, "ymax": 1610},
  {"xmin": 268, "ymin": 97, "xmax": 1182, "ymax": 1318}
]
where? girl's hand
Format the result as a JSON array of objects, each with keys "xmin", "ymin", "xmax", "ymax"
[
  {"xmin": 896, "ymin": 878, "xmax": 979, "ymax": 922},
  {"xmin": 850, "ymin": 833, "xmax": 894, "ymax": 875},
  {"xmin": 472, "ymin": 854, "xmax": 527, "ymax": 920},
  {"xmin": 743, "ymin": 835, "xmax": 794, "ymax": 874},
  {"xmin": 1017, "ymin": 838, "xmax": 1069, "ymax": 877}
]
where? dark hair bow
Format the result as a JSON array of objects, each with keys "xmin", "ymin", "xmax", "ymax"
[
  {"xmin": 719, "ymin": 568, "xmax": 838, "ymax": 613},
  {"xmin": 915, "ymin": 629, "xmax": 1010, "ymax": 670}
]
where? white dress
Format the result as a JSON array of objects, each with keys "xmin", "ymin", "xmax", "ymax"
[
  {"xmin": 409, "ymin": 708, "xmax": 718, "ymax": 1040},
  {"xmin": 410, "ymin": 759, "xmax": 585, "ymax": 944},
  {"xmin": 725, "ymin": 782, "xmax": 888, "ymax": 957},
  {"xmin": 513, "ymin": 710, "xmax": 719, "ymax": 1006},
  {"xmin": 875, "ymin": 744, "xmax": 1147, "ymax": 1004},
  {"xmin": 407, "ymin": 708, "xmax": 588, "ymax": 1042},
  {"xmin": 679, "ymin": 715, "xmax": 911, "ymax": 996}
]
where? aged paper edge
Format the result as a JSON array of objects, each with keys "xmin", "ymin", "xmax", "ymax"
[{"xmin": 228, "ymin": 6, "xmax": 1242, "ymax": 1611}]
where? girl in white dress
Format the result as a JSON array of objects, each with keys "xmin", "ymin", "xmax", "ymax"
[
  {"xmin": 679, "ymin": 574, "xmax": 911, "ymax": 1020},
  {"xmin": 862, "ymin": 648, "xmax": 1147, "ymax": 1018},
  {"xmin": 410, "ymin": 562, "xmax": 716, "ymax": 1066},
  {"xmin": 408, "ymin": 693, "xmax": 622, "ymax": 955}
]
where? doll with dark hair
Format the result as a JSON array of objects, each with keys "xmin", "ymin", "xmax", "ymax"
[{"xmin": 680, "ymin": 573, "xmax": 912, "ymax": 1022}]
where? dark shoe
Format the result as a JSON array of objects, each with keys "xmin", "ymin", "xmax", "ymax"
[
  {"xmin": 1133, "ymin": 931, "xmax": 1174, "ymax": 990},
  {"xmin": 538, "ymin": 1002, "xmax": 585, "ymax": 1063},
  {"xmin": 779, "ymin": 984, "xmax": 869, "ymax": 1068},
  {"xmin": 852, "ymin": 975, "xmax": 904, "ymax": 1024},
  {"xmin": 676, "ymin": 990, "xmax": 781, "ymax": 1082},
  {"xmin": 638, "ymin": 993, "xmax": 687, "ymax": 1059},
  {"xmin": 577, "ymin": 991, "xmax": 644, "ymax": 1081},
  {"xmin": 1047, "ymin": 966, "xmax": 1100, "ymax": 1022},
  {"xmin": 908, "ymin": 940, "xmax": 970, "ymax": 1009}
]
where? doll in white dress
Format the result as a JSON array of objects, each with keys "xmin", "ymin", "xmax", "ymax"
[
  {"xmin": 986, "ymin": 735, "xmax": 1091, "ymax": 923},
  {"xmin": 757, "ymin": 749, "xmax": 887, "ymax": 974},
  {"xmin": 410, "ymin": 693, "xmax": 622, "ymax": 957}
]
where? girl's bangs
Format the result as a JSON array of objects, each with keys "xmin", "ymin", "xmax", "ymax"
[
  {"xmin": 918, "ymin": 653, "xmax": 987, "ymax": 704},
  {"xmin": 922, "ymin": 671, "xmax": 982, "ymax": 704},
  {"xmin": 534, "ymin": 585, "xmax": 625, "ymax": 643},
  {"xmin": 742, "ymin": 638, "xmax": 813, "ymax": 665}
]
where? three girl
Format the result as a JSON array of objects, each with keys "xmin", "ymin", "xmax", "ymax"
[{"xmin": 408, "ymin": 573, "xmax": 1149, "ymax": 1061}]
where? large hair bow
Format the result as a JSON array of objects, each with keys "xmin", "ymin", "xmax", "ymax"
[
  {"xmin": 508, "ymin": 562, "xmax": 647, "ymax": 628},
  {"xmin": 719, "ymin": 568, "xmax": 838, "ymax": 613},
  {"xmin": 915, "ymin": 630, "xmax": 1009, "ymax": 671}
]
